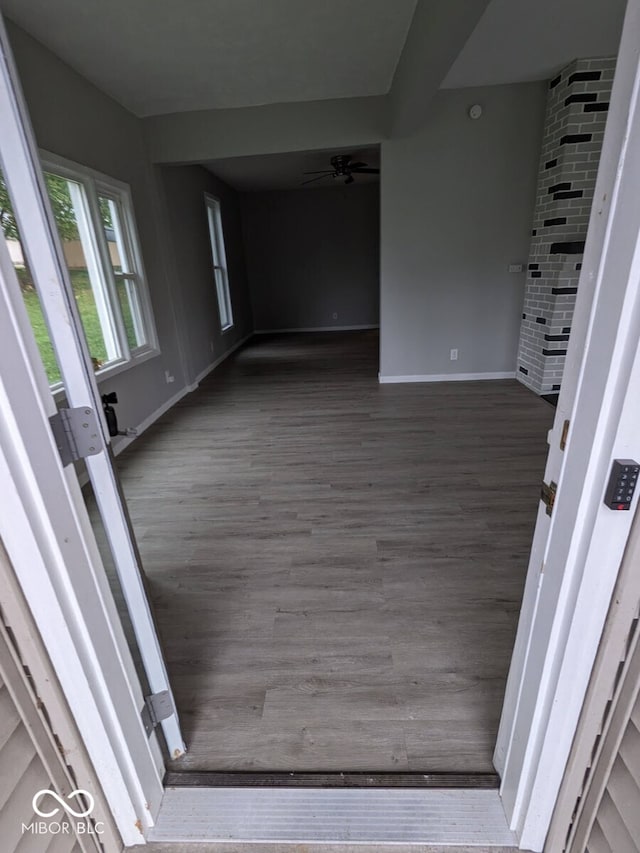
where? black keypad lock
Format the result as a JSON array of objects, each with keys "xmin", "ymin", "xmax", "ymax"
[{"xmin": 604, "ymin": 459, "xmax": 639, "ymax": 510}]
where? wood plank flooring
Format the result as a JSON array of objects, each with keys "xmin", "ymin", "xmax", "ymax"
[{"xmin": 101, "ymin": 331, "xmax": 554, "ymax": 772}]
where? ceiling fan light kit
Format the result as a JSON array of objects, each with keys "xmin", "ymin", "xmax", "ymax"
[{"xmin": 301, "ymin": 154, "xmax": 380, "ymax": 186}]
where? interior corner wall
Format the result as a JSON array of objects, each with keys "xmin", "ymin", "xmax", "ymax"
[
  {"xmin": 380, "ymin": 82, "xmax": 546, "ymax": 381},
  {"xmin": 240, "ymin": 184, "xmax": 380, "ymax": 332},
  {"xmin": 158, "ymin": 165, "xmax": 253, "ymax": 384}
]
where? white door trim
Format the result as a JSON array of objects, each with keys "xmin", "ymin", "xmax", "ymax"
[
  {"xmin": 0, "ymin": 16, "xmax": 169, "ymax": 844},
  {"xmin": 0, "ymin": 233, "xmax": 160, "ymax": 845},
  {"xmin": 0, "ymin": 11, "xmax": 184, "ymax": 759},
  {"xmin": 496, "ymin": 1, "xmax": 640, "ymax": 849}
]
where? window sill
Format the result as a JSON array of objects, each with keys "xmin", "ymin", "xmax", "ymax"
[
  {"xmin": 51, "ymin": 346, "xmax": 161, "ymax": 402},
  {"xmin": 221, "ymin": 324, "xmax": 235, "ymax": 334}
]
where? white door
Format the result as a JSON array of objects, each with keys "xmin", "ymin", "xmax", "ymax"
[
  {"xmin": 0, "ymin": 13, "xmax": 184, "ymax": 763},
  {"xmin": 495, "ymin": 1, "xmax": 640, "ymax": 849}
]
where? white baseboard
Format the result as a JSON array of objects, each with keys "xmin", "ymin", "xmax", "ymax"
[
  {"xmin": 186, "ymin": 332, "xmax": 253, "ymax": 391},
  {"xmin": 111, "ymin": 333, "xmax": 253, "ymax": 458},
  {"xmin": 110, "ymin": 385, "xmax": 190, "ymax": 457},
  {"xmin": 254, "ymin": 325, "xmax": 379, "ymax": 334},
  {"xmin": 379, "ymin": 371, "xmax": 517, "ymax": 384}
]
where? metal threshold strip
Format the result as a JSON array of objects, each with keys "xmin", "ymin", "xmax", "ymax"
[
  {"xmin": 150, "ymin": 783, "xmax": 516, "ymax": 847},
  {"xmin": 164, "ymin": 770, "xmax": 500, "ymax": 788}
]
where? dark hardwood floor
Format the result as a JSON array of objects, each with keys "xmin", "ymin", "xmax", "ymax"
[{"xmin": 101, "ymin": 331, "xmax": 554, "ymax": 772}]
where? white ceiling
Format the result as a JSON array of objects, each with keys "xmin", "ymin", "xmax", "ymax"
[
  {"xmin": 2, "ymin": 0, "xmax": 626, "ymax": 122},
  {"xmin": 0, "ymin": 0, "xmax": 418, "ymax": 117},
  {"xmin": 442, "ymin": 0, "xmax": 626, "ymax": 89},
  {"xmin": 205, "ymin": 147, "xmax": 380, "ymax": 192}
]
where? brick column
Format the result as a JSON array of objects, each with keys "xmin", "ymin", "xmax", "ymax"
[{"xmin": 517, "ymin": 57, "xmax": 615, "ymax": 395}]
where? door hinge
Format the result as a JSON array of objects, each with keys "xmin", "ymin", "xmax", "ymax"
[
  {"xmin": 560, "ymin": 419, "xmax": 570, "ymax": 451},
  {"xmin": 541, "ymin": 480, "xmax": 557, "ymax": 516},
  {"xmin": 141, "ymin": 690, "xmax": 173, "ymax": 736},
  {"xmin": 49, "ymin": 407, "xmax": 102, "ymax": 467}
]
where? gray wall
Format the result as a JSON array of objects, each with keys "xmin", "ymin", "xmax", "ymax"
[
  {"xmin": 9, "ymin": 19, "xmax": 546, "ymax": 398},
  {"xmin": 144, "ymin": 96, "xmax": 386, "ymax": 163},
  {"xmin": 380, "ymin": 82, "xmax": 546, "ymax": 379},
  {"xmin": 241, "ymin": 185, "xmax": 380, "ymax": 331},
  {"xmin": 7, "ymin": 22, "xmax": 252, "ymax": 435},
  {"xmin": 159, "ymin": 165, "xmax": 253, "ymax": 381}
]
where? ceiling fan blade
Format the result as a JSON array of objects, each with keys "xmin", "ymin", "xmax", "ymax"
[
  {"xmin": 301, "ymin": 174, "xmax": 334, "ymax": 186},
  {"xmin": 302, "ymin": 170, "xmax": 335, "ymax": 175},
  {"xmin": 349, "ymin": 162, "xmax": 368, "ymax": 169},
  {"xmin": 350, "ymin": 167, "xmax": 380, "ymax": 174}
]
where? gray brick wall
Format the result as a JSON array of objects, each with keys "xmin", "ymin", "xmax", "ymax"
[{"xmin": 517, "ymin": 57, "xmax": 615, "ymax": 395}]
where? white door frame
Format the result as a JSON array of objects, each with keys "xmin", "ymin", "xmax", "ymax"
[
  {"xmin": 496, "ymin": 0, "xmax": 640, "ymax": 849},
  {"xmin": 0, "ymin": 221, "xmax": 161, "ymax": 846},
  {"xmin": 0, "ymin": 15, "xmax": 173, "ymax": 847},
  {"xmin": 0, "ymin": 13, "xmax": 184, "ymax": 760}
]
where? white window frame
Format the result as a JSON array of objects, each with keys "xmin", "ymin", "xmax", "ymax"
[
  {"xmin": 39, "ymin": 151, "xmax": 159, "ymax": 388},
  {"xmin": 205, "ymin": 193, "xmax": 233, "ymax": 332}
]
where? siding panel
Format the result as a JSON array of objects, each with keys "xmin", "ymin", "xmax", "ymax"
[
  {"xmin": 586, "ymin": 818, "xmax": 612, "ymax": 853},
  {"xmin": 595, "ymin": 789, "xmax": 636, "ymax": 853},
  {"xmin": 0, "ymin": 683, "xmax": 21, "ymax": 750},
  {"xmin": 0, "ymin": 753, "xmax": 51, "ymax": 852},
  {"xmin": 584, "ymin": 676, "xmax": 640, "ymax": 852},
  {"xmin": 620, "ymin": 717, "xmax": 640, "ymax": 788},
  {"xmin": 0, "ymin": 723, "xmax": 36, "ymax": 812},
  {"xmin": 0, "ymin": 628, "xmax": 94, "ymax": 853}
]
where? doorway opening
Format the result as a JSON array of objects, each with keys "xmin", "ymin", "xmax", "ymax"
[
  {"xmin": 0, "ymin": 133, "xmax": 555, "ymax": 777},
  {"xmin": 2, "ymin": 1, "xmax": 636, "ymax": 844},
  {"xmin": 108, "ymin": 330, "xmax": 553, "ymax": 775}
]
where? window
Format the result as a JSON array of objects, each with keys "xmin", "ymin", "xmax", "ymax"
[
  {"xmin": 44, "ymin": 156, "xmax": 158, "ymax": 376},
  {"xmin": 0, "ymin": 153, "xmax": 157, "ymax": 387},
  {"xmin": 205, "ymin": 195, "xmax": 233, "ymax": 331},
  {"xmin": 1, "ymin": 167, "xmax": 62, "ymax": 384}
]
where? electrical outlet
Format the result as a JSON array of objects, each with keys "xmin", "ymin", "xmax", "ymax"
[
  {"xmin": 165, "ymin": 370, "xmax": 175, "ymax": 384},
  {"xmin": 332, "ymin": 312, "xmax": 338, "ymax": 320},
  {"xmin": 450, "ymin": 348, "xmax": 458, "ymax": 361},
  {"xmin": 509, "ymin": 263, "xmax": 524, "ymax": 273}
]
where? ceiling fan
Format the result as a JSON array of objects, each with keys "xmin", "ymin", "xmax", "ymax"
[{"xmin": 302, "ymin": 154, "xmax": 380, "ymax": 186}]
